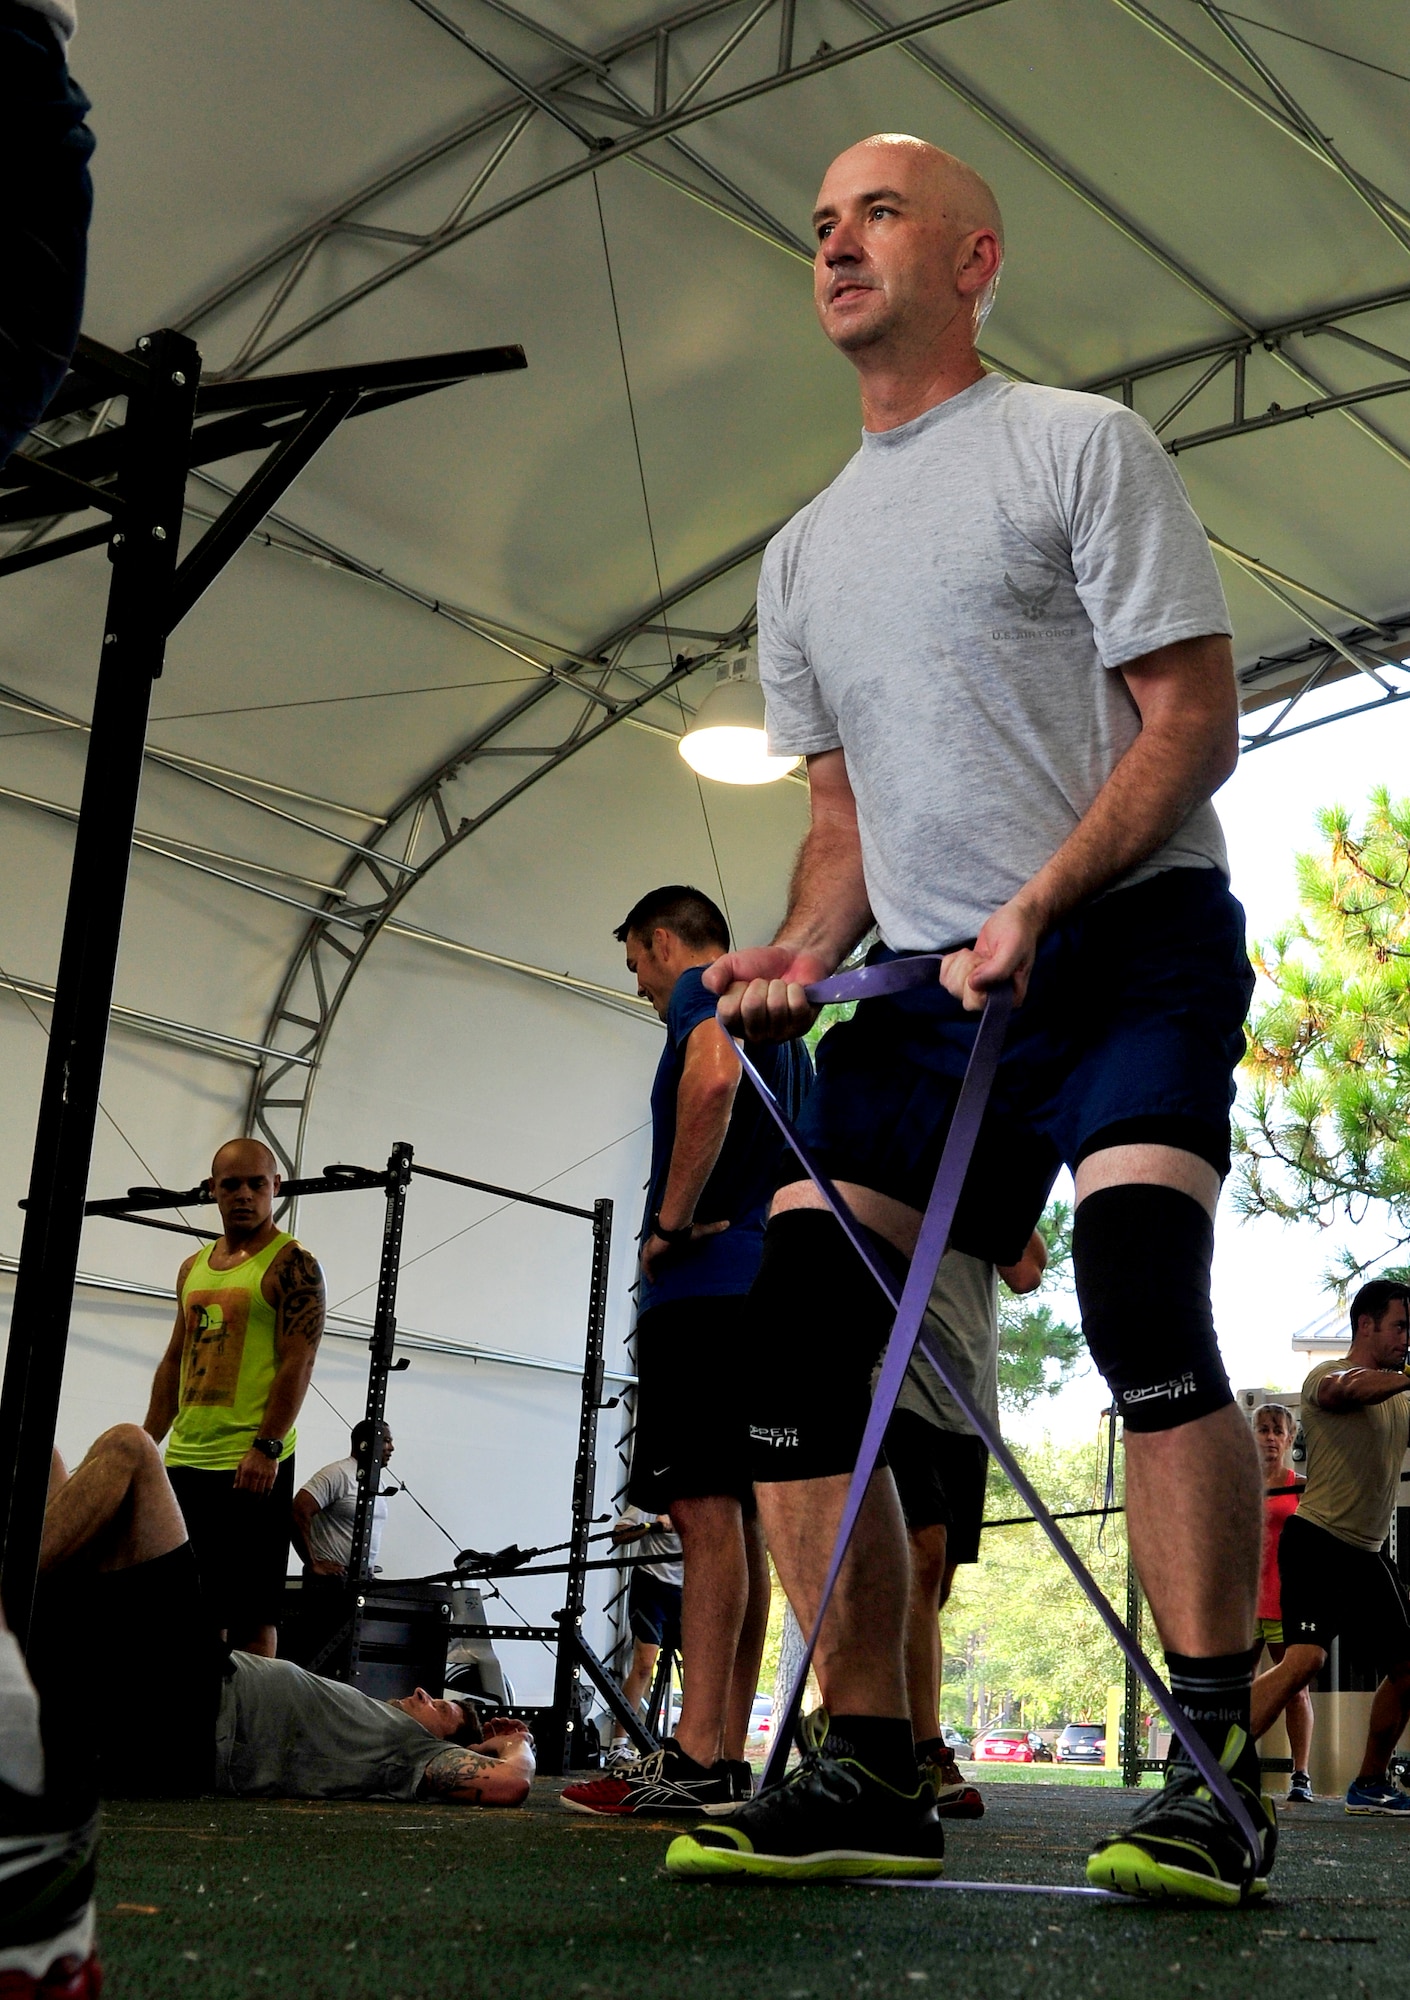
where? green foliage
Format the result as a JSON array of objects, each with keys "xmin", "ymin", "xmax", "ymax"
[
  {"xmin": 998, "ymin": 1201, "xmax": 1086, "ymax": 1412},
  {"xmin": 1236, "ymin": 788, "xmax": 1410, "ymax": 1282},
  {"xmin": 942, "ymin": 1435, "xmax": 1130, "ymax": 1731}
]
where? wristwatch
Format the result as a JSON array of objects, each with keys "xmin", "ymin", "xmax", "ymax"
[
  {"xmin": 650, "ymin": 1212, "xmax": 695, "ymax": 1246},
  {"xmin": 251, "ymin": 1436, "xmax": 284, "ymax": 1460}
]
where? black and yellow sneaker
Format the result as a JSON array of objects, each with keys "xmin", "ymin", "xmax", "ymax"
[
  {"xmin": 1086, "ymin": 1726, "xmax": 1276, "ymax": 1907},
  {"xmin": 665, "ymin": 1745, "xmax": 945, "ymax": 1881}
]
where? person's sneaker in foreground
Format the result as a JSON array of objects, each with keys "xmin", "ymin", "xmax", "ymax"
[
  {"xmin": 666, "ymin": 1742, "xmax": 945, "ymax": 1881},
  {"xmin": 1285, "ymin": 1770, "xmax": 1314, "ymax": 1804},
  {"xmin": 916, "ymin": 1739, "xmax": 983, "ymax": 1820},
  {"xmin": 0, "ymin": 1787, "xmax": 102, "ymax": 1999},
  {"xmin": 1085, "ymin": 1727, "xmax": 1275, "ymax": 1907},
  {"xmin": 560, "ymin": 1740, "xmax": 738, "ymax": 1816},
  {"xmin": 1345, "ymin": 1774, "xmax": 1410, "ymax": 1814}
]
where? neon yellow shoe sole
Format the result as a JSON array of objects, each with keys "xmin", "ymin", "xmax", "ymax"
[
  {"xmin": 667, "ymin": 1830, "xmax": 944, "ymax": 1882},
  {"xmin": 1086, "ymin": 1840, "xmax": 1267, "ymax": 1907}
]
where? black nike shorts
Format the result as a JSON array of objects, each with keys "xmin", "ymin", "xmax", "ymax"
[{"xmin": 627, "ymin": 1296, "xmax": 755, "ymax": 1515}]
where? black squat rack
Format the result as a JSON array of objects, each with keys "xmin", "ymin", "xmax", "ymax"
[{"xmin": 0, "ymin": 325, "xmax": 525, "ymax": 1647}]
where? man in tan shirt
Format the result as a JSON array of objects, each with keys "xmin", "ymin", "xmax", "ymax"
[{"xmin": 1249, "ymin": 1279, "xmax": 1410, "ymax": 1814}]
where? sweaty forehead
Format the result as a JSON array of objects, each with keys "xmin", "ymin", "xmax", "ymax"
[{"xmin": 817, "ymin": 145, "xmax": 938, "ymax": 204}]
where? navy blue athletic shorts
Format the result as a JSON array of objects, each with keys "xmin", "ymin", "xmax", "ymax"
[
  {"xmin": 794, "ymin": 868, "xmax": 1253, "ymax": 1264},
  {"xmin": 628, "ymin": 1568, "xmax": 683, "ymax": 1652}
]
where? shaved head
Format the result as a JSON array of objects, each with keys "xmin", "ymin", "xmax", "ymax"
[
  {"xmin": 810, "ymin": 134, "xmax": 1005, "ymax": 420},
  {"xmin": 211, "ymin": 1136, "xmax": 278, "ymax": 1180},
  {"xmin": 827, "ymin": 134, "xmax": 1003, "ymax": 250}
]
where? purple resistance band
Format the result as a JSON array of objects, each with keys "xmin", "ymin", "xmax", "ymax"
[{"xmin": 737, "ymin": 956, "xmax": 1262, "ymax": 1867}]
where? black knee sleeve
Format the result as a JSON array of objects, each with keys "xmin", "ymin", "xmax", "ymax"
[
  {"xmin": 1073, "ymin": 1184, "xmax": 1232, "ymax": 1432},
  {"xmin": 746, "ymin": 1210, "xmax": 902, "ymax": 1480}
]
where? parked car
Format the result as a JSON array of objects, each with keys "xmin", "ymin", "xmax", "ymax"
[
  {"xmin": 1027, "ymin": 1732, "xmax": 1054, "ymax": 1763},
  {"xmin": 1055, "ymin": 1722, "xmax": 1106, "ymax": 1764},
  {"xmin": 972, "ymin": 1728, "xmax": 1034, "ymax": 1763},
  {"xmin": 743, "ymin": 1693, "xmax": 774, "ymax": 1760},
  {"xmin": 940, "ymin": 1724, "xmax": 972, "ymax": 1759}
]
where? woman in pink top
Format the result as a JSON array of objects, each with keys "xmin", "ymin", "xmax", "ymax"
[{"xmin": 1256, "ymin": 1402, "xmax": 1313, "ymax": 1800}]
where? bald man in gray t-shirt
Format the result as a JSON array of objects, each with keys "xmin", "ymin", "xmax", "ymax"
[{"xmin": 669, "ymin": 135, "xmax": 1271, "ymax": 1905}]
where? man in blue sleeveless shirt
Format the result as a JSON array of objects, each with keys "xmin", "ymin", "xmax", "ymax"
[{"xmin": 562, "ymin": 887, "xmax": 811, "ymax": 1818}]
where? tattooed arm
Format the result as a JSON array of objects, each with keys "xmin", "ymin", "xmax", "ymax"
[
  {"xmin": 232, "ymin": 1242, "xmax": 327, "ymax": 1494},
  {"xmin": 416, "ymin": 1732, "xmax": 536, "ymax": 1807}
]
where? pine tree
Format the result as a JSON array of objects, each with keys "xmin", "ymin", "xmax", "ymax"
[{"xmin": 1237, "ymin": 787, "xmax": 1410, "ymax": 1282}]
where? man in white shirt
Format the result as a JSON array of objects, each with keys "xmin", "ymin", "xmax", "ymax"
[{"xmin": 293, "ymin": 1423, "xmax": 393, "ymax": 1578}]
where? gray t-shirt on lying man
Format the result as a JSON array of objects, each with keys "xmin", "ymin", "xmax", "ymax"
[
  {"xmin": 757, "ymin": 375, "xmax": 1233, "ymax": 951},
  {"xmin": 214, "ymin": 1653, "xmax": 442, "ymax": 1801}
]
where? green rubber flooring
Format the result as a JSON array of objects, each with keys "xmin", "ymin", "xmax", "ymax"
[{"xmin": 97, "ymin": 1780, "xmax": 1410, "ymax": 1999}]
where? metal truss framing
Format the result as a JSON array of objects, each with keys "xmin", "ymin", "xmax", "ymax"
[
  {"xmin": 247, "ymin": 528, "xmax": 775, "ymax": 1177},
  {"xmin": 178, "ymin": 0, "xmax": 1013, "ymax": 378},
  {"xmin": 28, "ymin": 0, "xmax": 1404, "ymax": 1174},
  {"xmin": 1236, "ymin": 607, "xmax": 1410, "ymax": 753},
  {"xmin": 1079, "ymin": 283, "xmax": 1410, "ymax": 468}
]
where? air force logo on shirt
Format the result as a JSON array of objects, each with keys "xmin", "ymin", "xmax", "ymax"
[{"xmin": 991, "ymin": 567, "xmax": 1075, "ymax": 642}]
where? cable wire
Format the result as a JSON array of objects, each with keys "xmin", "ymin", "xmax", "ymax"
[
  {"xmin": 324, "ymin": 1117, "xmax": 650, "ymax": 1316},
  {"xmin": 0, "ymin": 954, "xmax": 204, "ymax": 1238},
  {"xmin": 591, "ymin": 170, "xmax": 736, "ymax": 943}
]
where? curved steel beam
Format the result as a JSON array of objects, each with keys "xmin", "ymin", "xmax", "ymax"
[
  {"xmin": 177, "ymin": 0, "xmax": 1012, "ymax": 377},
  {"xmin": 246, "ymin": 525, "xmax": 779, "ymax": 1177}
]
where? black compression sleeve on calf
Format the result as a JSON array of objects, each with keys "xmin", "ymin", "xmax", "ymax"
[{"xmin": 1072, "ymin": 1184, "xmax": 1232, "ymax": 1434}]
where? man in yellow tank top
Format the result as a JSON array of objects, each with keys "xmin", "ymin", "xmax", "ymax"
[{"xmin": 143, "ymin": 1137, "xmax": 326, "ymax": 1657}]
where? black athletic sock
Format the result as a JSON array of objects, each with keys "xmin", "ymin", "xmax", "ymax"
[
  {"xmin": 913, "ymin": 1736, "xmax": 949, "ymax": 1765},
  {"xmin": 1164, "ymin": 1649, "xmax": 1254, "ymax": 1760},
  {"xmin": 822, "ymin": 1714, "xmax": 916, "ymax": 1790},
  {"xmin": 664, "ymin": 1739, "xmax": 711, "ymax": 1777}
]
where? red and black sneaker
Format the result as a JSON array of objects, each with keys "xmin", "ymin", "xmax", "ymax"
[
  {"xmin": 560, "ymin": 1741, "xmax": 739, "ymax": 1817},
  {"xmin": 918, "ymin": 1749, "xmax": 984, "ymax": 1820}
]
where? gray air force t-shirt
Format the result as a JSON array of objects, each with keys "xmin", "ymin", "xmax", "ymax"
[
  {"xmin": 758, "ymin": 375, "xmax": 1233, "ymax": 951},
  {"xmin": 214, "ymin": 1654, "xmax": 442, "ymax": 1801}
]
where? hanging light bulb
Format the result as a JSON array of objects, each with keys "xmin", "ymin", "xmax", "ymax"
[{"xmin": 678, "ymin": 648, "xmax": 801, "ymax": 785}]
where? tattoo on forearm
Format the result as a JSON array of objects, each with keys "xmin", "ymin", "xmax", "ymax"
[
  {"xmin": 273, "ymin": 1243, "xmax": 326, "ymax": 1348},
  {"xmin": 417, "ymin": 1745, "xmax": 498, "ymax": 1801}
]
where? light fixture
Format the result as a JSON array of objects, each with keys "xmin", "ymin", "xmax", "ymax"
[{"xmin": 677, "ymin": 648, "xmax": 801, "ymax": 785}]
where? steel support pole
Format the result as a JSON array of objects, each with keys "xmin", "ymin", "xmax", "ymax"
[
  {"xmin": 547, "ymin": 1196, "xmax": 614, "ymax": 1772},
  {"xmin": 0, "ymin": 329, "xmax": 200, "ymax": 1643},
  {"xmin": 1122, "ymin": 1552, "xmax": 1144, "ymax": 1787},
  {"xmin": 343, "ymin": 1141, "xmax": 413, "ymax": 1681}
]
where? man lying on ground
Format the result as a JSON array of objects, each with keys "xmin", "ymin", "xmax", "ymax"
[{"xmin": 27, "ymin": 1424, "xmax": 533, "ymax": 1806}]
